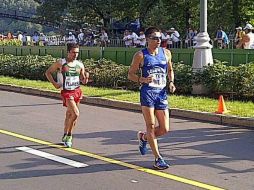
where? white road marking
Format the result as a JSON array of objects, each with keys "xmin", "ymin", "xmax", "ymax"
[{"xmin": 16, "ymin": 146, "xmax": 88, "ymax": 168}]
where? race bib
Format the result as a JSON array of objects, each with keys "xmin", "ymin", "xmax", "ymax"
[
  {"xmin": 148, "ymin": 73, "xmax": 166, "ymax": 88},
  {"xmin": 64, "ymin": 76, "xmax": 80, "ymax": 90}
]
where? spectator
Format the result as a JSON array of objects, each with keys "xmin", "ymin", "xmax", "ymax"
[
  {"xmin": 22, "ymin": 32, "xmax": 27, "ymax": 46},
  {"xmin": 87, "ymin": 30, "xmax": 95, "ymax": 46},
  {"xmin": 192, "ymin": 29, "xmax": 198, "ymax": 46},
  {"xmin": 169, "ymin": 27, "xmax": 180, "ymax": 48},
  {"xmin": 100, "ymin": 29, "xmax": 108, "ymax": 47},
  {"xmin": 66, "ymin": 32, "xmax": 76, "ymax": 44},
  {"xmin": 237, "ymin": 24, "xmax": 254, "ymax": 49},
  {"xmin": 123, "ymin": 30, "xmax": 132, "ymax": 47},
  {"xmin": 214, "ymin": 27, "xmax": 229, "ymax": 49},
  {"xmin": 7, "ymin": 32, "xmax": 14, "ymax": 40},
  {"xmin": 161, "ymin": 30, "xmax": 170, "ymax": 48},
  {"xmin": 39, "ymin": 33, "xmax": 47, "ymax": 46},
  {"xmin": 32, "ymin": 31, "xmax": 39, "ymax": 46},
  {"xmin": 185, "ymin": 28, "xmax": 197, "ymax": 47},
  {"xmin": 234, "ymin": 26, "xmax": 245, "ymax": 48},
  {"xmin": 138, "ymin": 31, "xmax": 146, "ymax": 48},
  {"xmin": 130, "ymin": 30, "xmax": 139, "ymax": 47},
  {"xmin": 77, "ymin": 29, "xmax": 85, "ymax": 46},
  {"xmin": 17, "ymin": 32, "xmax": 23, "ymax": 42}
]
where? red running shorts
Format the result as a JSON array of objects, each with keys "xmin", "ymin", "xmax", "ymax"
[{"xmin": 60, "ymin": 88, "xmax": 83, "ymax": 107}]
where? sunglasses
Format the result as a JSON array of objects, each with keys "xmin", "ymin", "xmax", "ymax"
[{"xmin": 149, "ymin": 36, "xmax": 162, "ymax": 41}]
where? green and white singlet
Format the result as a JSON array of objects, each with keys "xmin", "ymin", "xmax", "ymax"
[{"xmin": 57, "ymin": 59, "xmax": 84, "ymax": 91}]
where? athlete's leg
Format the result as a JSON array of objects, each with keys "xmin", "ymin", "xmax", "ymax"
[
  {"xmin": 154, "ymin": 109, "xmax": 170, "ymax": 137},
  {"xmin": 142, "ymin": 89, "xmax": 170, "ymax": 139},
  {"xmin": 142, "ymin": 109, "xmax": 170, "ymax": 140},
  {"xmin": 65, "ymin": 99, "xmax": 80, "ymax": 134},
  {"xmin": 141, "ymin": 106, "xmax": 161, "ymax": 159},
  {"xmin": 64, "ymin": 111, "xmax": 71, "ymax": 134},
  {"xmin": 70, "ymin": 102, "xmax": 80, "ymax": 133},
  {"xmin": 64, "ymin": 111, "xmax": 78, "ymax": 134}
]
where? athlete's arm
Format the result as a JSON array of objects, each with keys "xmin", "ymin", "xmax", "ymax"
[
  {"xmin": 128, "ymin": 51, "xmax": 153, "ymax": 84},
  {"xmin": 45, "ymin": 60, "xmax": 62, "ymax": 89},
  {"xmin": 164, "ymin": 49, "xmax": 176, "ymax": 93}
]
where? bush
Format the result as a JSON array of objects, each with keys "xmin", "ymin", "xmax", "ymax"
[
  {"xmin": 173, "ymin": 62, "xmax": 192, "ymax": 94},
  {"xmin": 0, "ymin": 54, "xmax": 56, "ymax": 80},
  {"xmin": 0, "ymin": 55, "xmax": 138, "ymax": 90},
  {"xmin": 1, "ymin": 54, "xmax": 253, "ymax": 100},
  {"xmin": 84, "ymin": 58, "xmax": 139, "ymax": 90},
  {"xmin": 0, "ymin": 39, "xmax": 22, "ymax": 46},
  {"xmin": 195, "ymin": 60, "xmax": 254, "ymax": 99}
]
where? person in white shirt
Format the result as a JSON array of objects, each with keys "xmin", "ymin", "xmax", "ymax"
[
  {"xmin": 100, "ymin": 29, "xmax": 108, "ymax": 47},
  {"xmin": 66, "ymin": 32, "xmax": 77, "ymax": 44},
  {"xmin": 39, "ymin": 33, "xmax": 47, "ymax": 46},
  {"xmin": 170, "ymin": 28, "xmax": 180, "ymax": 48},
  {"xmin": 138, "ymin": 31, "xmax": 146, "ymax": 47},
  {"xmin": 17, "ymin": 32, "xmax": 23, "ymax": 42},
  {"xmin": 78, "ymin": 29, "xmax": 85, "ymax": 46},
  {"xmin": 161, "ymin": 30, "xmax": 170, "ymax": 48},
  {"xmin": 130, "ymin": 30, "xmax": 139, "ymax": 47},
  {"xmin": 123, "ymin": 30, "xmax": 133, "ymax": 47},
  {"xmin": 123, "ymin": 30, "xmax": 130, "ymax": 47},
  {"xmin": 237, "ymin": 24, "xmax": 254, "ymax": 49}
]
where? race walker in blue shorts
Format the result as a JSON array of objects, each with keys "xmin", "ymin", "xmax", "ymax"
[{"xmin": 128, "ymin": 26, "xmax": 176, "ymax": 169}]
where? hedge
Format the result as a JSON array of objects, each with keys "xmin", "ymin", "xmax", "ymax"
[{"xmin": 0, "ymin": 54, "xmax": 253, "ymax": 100}]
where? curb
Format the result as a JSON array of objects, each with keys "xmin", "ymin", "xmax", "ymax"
[{"xmin": 0, "ymin": 84, "xmax": 253, "ymax": 128}]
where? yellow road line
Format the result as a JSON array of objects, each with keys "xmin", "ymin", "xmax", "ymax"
[{"xmin": 0, "ymin": 129, "xmax": 225, "ymax": 190}]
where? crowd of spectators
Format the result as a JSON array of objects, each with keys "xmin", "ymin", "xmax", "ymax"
[
  {"xmin": 0, "ymin": 28, "xmax": 108, "ymax": 47},
  {"xmin": 121, "ymin": 24, "xmax": 254, "ymax": 49},
  {"xmin": 1, "ymin": 23, "xmax": 253, "ymax": 49}
]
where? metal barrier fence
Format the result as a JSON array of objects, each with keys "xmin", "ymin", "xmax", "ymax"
[
  {"xmin": 108, "ymin": 39, "xmax": 237, "ymax": 49},
  {"xmin": 42, "ymin": 37, "xmax": 238, "ymax": 49},
  {"xmin": 0, "ymin": 34, "xmax": 242, "ymax": 49}
]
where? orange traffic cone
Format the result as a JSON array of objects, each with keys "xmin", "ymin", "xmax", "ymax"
[{"xmin": 215, "ymin": 95, "xmax": 228, "ymax": 114}]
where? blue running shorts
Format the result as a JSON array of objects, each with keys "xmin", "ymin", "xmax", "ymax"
[{"xmin": 140, "ymin": 87, "xmax": 168, "ymax": 110}]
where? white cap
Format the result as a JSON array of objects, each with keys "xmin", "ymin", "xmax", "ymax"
[
  {"xmin": 244, "ymin": 24, "xmax": 253, "ymax": 30},
  {"xmin": 170, "ymin": 27, "xmax": 175, "ymax": 30},
  {"xmin": 235, "ymin": 26, "xmax": 242, "ymax": 30},
  {"xmin": 69, "ymin": 32, "xmax": 72, "ymax": 35}
]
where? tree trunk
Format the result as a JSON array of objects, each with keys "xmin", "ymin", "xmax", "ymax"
[{"xmin": 232, "ymin": 0, "xmax": 241, "ymax": 27}]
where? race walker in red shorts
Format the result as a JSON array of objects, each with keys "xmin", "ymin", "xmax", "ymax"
[
  {"xmin": 59, "ymin": 58, "xmax": 84, "ymax": 107},
  {"xmin": 45, "ymin": 43, "xmax": 89, "ymax": 147}
]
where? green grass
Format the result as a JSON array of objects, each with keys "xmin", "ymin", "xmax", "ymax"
[{"xmin": 0, "ymin": 76, "xmax": 253, "ymax": 118}]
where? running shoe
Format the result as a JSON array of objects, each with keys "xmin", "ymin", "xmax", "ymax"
[
  {"xmin": 153, "ymin": 157, "xmax": 170, "ymax": 170},
  {"xmin": 62, "ymin": 134, "xmax": 67, "ymax": 144},
  {"xmin": 64, "ymin": 135, "xmax": 73, "ymax": 148},
  {"xmin": 137, "ymin": 131, "xmax": 148, "ymax": 155}
]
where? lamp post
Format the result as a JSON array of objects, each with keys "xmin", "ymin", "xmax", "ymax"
[{"xmin": 192, "ymin": 0, "xmax": 213, "ymax": 94}]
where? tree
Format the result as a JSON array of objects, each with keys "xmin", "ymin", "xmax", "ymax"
[
  {"xmin": 0, "ymin": 0, "xmax": 43, "ymax": 34},
  {"xmin": 3, "ymin": 0, "xmax": 253, "ymax": 37}
]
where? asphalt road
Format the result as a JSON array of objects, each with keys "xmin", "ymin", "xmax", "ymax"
[{"xmin": 0, "ymin": 90, "xmax": 254, "ymax": 190}]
